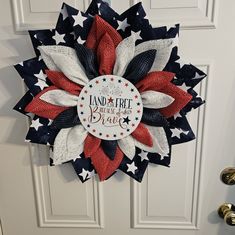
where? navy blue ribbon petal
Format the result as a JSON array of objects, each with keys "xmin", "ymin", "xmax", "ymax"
[
  {"xmin": 167, "ymin": 114, "xmax": 196, "ymax": 145},
  {"xmin": 72, "ymin": 153, "xmax": 96, "ymax": 183},
  {"xmin": 26, "ymin": 116, "xmax": 59, "ymax": 145},
  {"xmin": 148, "ymin": 150, "xmax": 172, "ymax": 167},
  {"xmin": 118, "ymin": 148, "xmax": 149, "ymax": 182},
  {"xmin": 51, "ymin": 107, "xmax": 80, "ymax": 130},
  {"xmin": 14, "ymin": 58, "xmax": 50, "ymax": 96},
  {"xmin": 13, "ymin": 91, "xmax": 33, "ymax": 115},
  {"xmin": 101, "ymin": 140, "xmax": 118, "ymax": 160},
  {"xmin": 65, "ymin": 3, "xmax": 93, "ymax": 44},
  {"xmin": 96, "ymin": 2, "xmax": 120, "ymax": 28},
  {"xmin": 29, "ymin": 30, "xmax": 56, "ymax": 57},
  {"xmin": 164, "ymin": 48, "xmax": 207, "ymax": 116},
  {"xmin": 141, "ymin": 108, "xmax": 169, "ymax": 127},
  {"xmin": 183, "ymin": 96, "xmax": 205, "ymax": 114},
  {"xmin": 74, "ymin": 43, "xmax": 99, "ymax": 79},
  {"xmin": 172, "ymin": 64, "xmax": 207, "ymax": 89},
  {"xmin": 123, "ymin": 49, "xmax": 156, "ymax": 84},
  {"xmin": 85, "ymin": 0, "xmax": 105, "ymax": 15}
]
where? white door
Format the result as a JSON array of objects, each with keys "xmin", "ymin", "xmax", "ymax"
[{"xmin": 0, "ymin": 0, "xmax": 235, "ymax": 234}]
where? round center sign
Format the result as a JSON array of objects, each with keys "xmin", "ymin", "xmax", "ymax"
[{"xmin": 77, "ymin": 75, "xmax": 143, "ymax": 140}]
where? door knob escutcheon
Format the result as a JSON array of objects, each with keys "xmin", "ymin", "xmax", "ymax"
[
  {"xmin": 218, "ymin": 203, "xmax": 235, "ymax": 226},
  {"xmin": 220, "ymin": 167, "xmax": 235, "ymax": 185}
]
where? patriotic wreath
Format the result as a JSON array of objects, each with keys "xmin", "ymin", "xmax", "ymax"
[{"xmin": 14, "ymin": 0, "xmax": 206, "ymax": 182}]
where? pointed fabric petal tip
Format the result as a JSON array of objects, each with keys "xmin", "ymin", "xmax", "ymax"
[
  {"xmin": 45, "ymin": 69, "xmax": 51, "ymax": 76},
  {"xmin": 101, "ymin": 140, "xmax": 118, "ymax": 160},
  {"xmin": 135, "ymin": 39, "xmax": 176, "ymax": 72},
  {"xmin": 91, "ymin": 147, "xmax": 123, "ymax": 181},
  {"xmin": 117, "ymin": 136, "xmax": 136, "ymax": 160},
  {"xmin": 141, "ymin": 90, "xmax": 175, "ymax": 109},
  {"xmin": 39, "ymin": 89, "xmax": 79, "ymax": 107},
  {"xmin": 25, "ymin": 86, "xmax": 67, "ymax": 119},
  {"xmin": 38, "ymin": 46, "xmax": 89, "ymax": 86},
  {"xmin": 160, "ymin": 90, "xmax": 193, "ymax": 118},
  {"xmin": 97, "ymin": 32, "xmax": 116, "ymax": 75},
  {"xmin": 135, "ymin": 71, "xmax": 175, "ymax": 93},
  {"xmin": 61, "ymin": 2, "xmax": 69, "ymax": 9},
  {"xmin": 86, "ymin": 14, "xmax": 122, "ymax": 50},
  {"xmin": 113, "ymin": 34, "xmax": 136, "ymax": 76},
  {"xmin": 160, "ymin": 71, "xmax": 175, "ymax": 81},
  {"xmin": 84, "ymin": 134, "xmax": 101, "ymax": 158},
  {"xmin": 45, "ymin": 69, "xmax": 82, "ymax": 95},
  {"xmin": 134, "ymin": 125, "xmax": 169, "ymax": 155},
  {"xmin": 45, "ymin": 69, "xmax": 58, "ymax": 81},
  {"xmin": 123, "ymin": 49, "xmax": 157, "ymax": 84},
  {"xmin": 51, "ymin": 107, "xmax": 80, "ymax": 129},
  {"xmin": 74, "ymin": 43, "xmax": 99, "ymax": 79},
  {"xmin": 123, "ymin": 1, "xmax": 144, "ymax": 15},
  {"xmin": 142, "ymin": 108, "xmax": 168, "ymax": 127},
  {"xmin": 14, "ymin": 62, "xmax": 21, "ymax": 68},
  {"xmin": 132, "ymin": 123, "xmax": 153, "ymax": 147}
]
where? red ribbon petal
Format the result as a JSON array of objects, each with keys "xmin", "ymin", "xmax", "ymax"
[
  {"xmin": 84, "ymin": 134, "xmax": 101, "ymax": 158},
  {"xmin": 86, "ymin": 15, "xmax": 122, "ymax": 50},
  {"xmin": 136, "ymin": 71, "xmax": 175, "ymax": 93},
  {"xmin": 160, "ymin": 83, "xmax": 192, "ymax": 118},
  {"xmin": 91, "ymin": 146, "xmax": 124, "ymax": 181},
  {"xmin": 131, "ymin": 123, "xmax": 153, "ymax": 147},
  {"xmin": 97, "ymin": 33, "xmax": 116, "ymax": 75},
  {"xmin": 25, "ymin": 86, "xmax": 68, "ymax": 119},
  {"xmin": 136, "ymin": 72, "xmax": 192, "ymax": 118},
  {"xmin": 45, "ymin": 70, "xmax": 82, "ymax": 95}
]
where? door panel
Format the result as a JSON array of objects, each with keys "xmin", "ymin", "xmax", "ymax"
[
  {"xmin": 0, "ymin": 0, "xmax": 235, "ymax": 235},
  {"xmin": 132, "ymin": 67, "xmax": 208, "ymax": 229},
  {"xmin": 134, "ymin": 0, "xmax": 216, "ymax": 29},
  {"xmin": 32, "ymin": 146, "xmax": 103, "ymax": 228}
]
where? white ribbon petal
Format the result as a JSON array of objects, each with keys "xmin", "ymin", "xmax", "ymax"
[
  {"xmin": 38, "ymin": 46, "xmax": 89, "ymax": 86},
  {"xmin": 118, "ymin": 136, "xmax": 136, "ymax": 160},
  {"xmin": 67, "ymin": 125, "xmax": 88, "ymax": 147},
  {"xmin": 40, "ymin": 89, "xmax": 79, "ymax": 107},
  {"xmin": 53, "ymin": 128, "xmax": 69, "ymax": 165},
  {"xmin": 134, "ymin": 37, "xmax": 178, "ymax": 72},
  {"xmin": 53, "ymin": 125, "xmax": 87, "ymax": 165},
  {"xmin": 38, "ymin": 47, "xmax": 59, "ymax": 71},
  {"xmin": 134, "ymin": 125, "xmax": 169, "ymax": 155},
  {"xmin": 141, "ymin": 90, "xmax": 174, "ymax": 109},
  {"xmin": 66, "ymin": 125, "xmax": 88, "ymax": 157},
  {"xmin": 50, "ymin": 52, "xmax": 88, "ymax": 86},
  {"xmin": 113, "ymin": 34, "xmax": 136, "ymax": 76},
  {"xmin": 39, "ymin": 45, "xmax": 73, "ymax": 71}
]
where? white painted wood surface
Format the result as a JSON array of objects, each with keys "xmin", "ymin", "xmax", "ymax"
[{"xmin": 0, "ymin": 0, "xmax": 235, "ymax": 234}]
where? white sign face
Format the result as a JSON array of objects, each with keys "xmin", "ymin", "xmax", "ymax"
[{"xmin": 77, "ymin": 75, "xmax": 143, "ymax": 141}]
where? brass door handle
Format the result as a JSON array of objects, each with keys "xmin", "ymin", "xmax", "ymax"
[
  {"xmin": 218, "ymin": 203, "xmax": 235, "ymax": 226},
  {"xmin": 221, "ymin": 167, "xmax": 235, "ymax": 185}
]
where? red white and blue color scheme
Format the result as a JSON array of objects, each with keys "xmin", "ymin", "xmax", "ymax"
[{"xmin": 13, "ymin": 0, "xmax": 206, "ymax": 183}]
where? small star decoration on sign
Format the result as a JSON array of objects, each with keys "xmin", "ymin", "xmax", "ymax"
[{"xmin": 13, "ymin": 0, "xmax": 206, "ymax": 183}]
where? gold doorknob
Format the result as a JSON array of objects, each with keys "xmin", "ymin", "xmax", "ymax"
[
  {"xmin": 221, "ymin": 167, "xmax": 235, "ymax": 185},
  {"xmin": 218, "ymin": 203, "xmax": 235, "ymax": 226}
]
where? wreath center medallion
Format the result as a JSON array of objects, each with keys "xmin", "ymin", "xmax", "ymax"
[{"xmin": 78, "ymin": 75, "xmax": 143, "ymax": 140}]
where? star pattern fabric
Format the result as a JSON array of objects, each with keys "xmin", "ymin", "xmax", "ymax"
[{"xmin": 13, "ymin": 0, "xmax": 206, "ymax": 183}]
